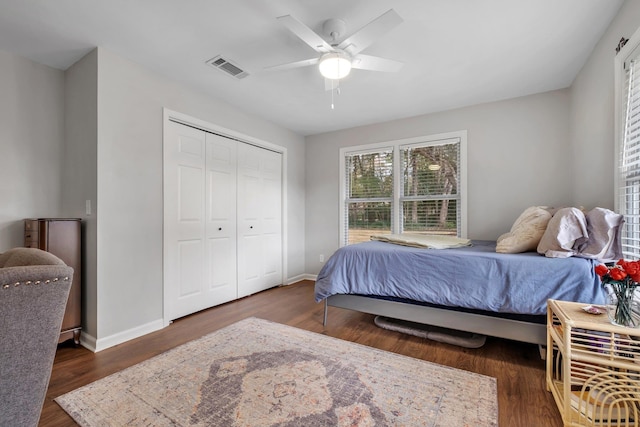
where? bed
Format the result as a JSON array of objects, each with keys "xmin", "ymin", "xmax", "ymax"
[{"xmin": 315, "ymin": 239, "xmax": 605, "ymax": 345}]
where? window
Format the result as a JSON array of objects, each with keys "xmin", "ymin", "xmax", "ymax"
[
  {"xmin": 617, "ymin": 35, "xmax": 640, "ymax": 259},
  {"xmin": 400, "ymin": 141, "xmax": 461, "ymax": 235},
  {"xmin": 340, "ymin": 132, "xmax": 467, "ymax": 246},
  {"xmin": 343, "ymin": 149, "xmax": 393, "ymax": 245}
]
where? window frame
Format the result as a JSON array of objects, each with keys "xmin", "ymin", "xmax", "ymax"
[
  {"xmin": 339, "ymin": 131, "xmax": 467, "ymax": 246},
  {"xmin": 615, "ymin": 27, "xmax": 640, "ymax": 260}
]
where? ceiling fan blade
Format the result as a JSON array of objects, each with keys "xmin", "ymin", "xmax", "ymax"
[
  {"xmin": 338, "ymin": 9, "xmax": 403, "ymax": 56},
  {"xmin": 338, "ymin": 9, "xmax": 403, "ymax": 55},
  {"xmin": 265, "ymin": 57, "xmax": 319, "ymax": 72},
  {"xmin": 277, "ymin": 15, "xmax": 333, "ymax": 53},
  {"xmin": 351, "ymin": 54, "xmax": 403, "ymax": 72}
]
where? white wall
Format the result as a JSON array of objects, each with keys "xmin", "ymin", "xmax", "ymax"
[
  {"xmin": 63, "ymin": 49, "xmax": 98, "ymax": 339},
  {"xmin": 89, "ymin": 48, "xmax": 306, "ymax": 347},
  {"xmin": 0, "ymin": 50, "xmax": 64, "ymax": 250},
  {"xmin": 570, "ymin": 0, "xmax": 640, "ymax": 209},
  {"xmin": 305, "ymin": 89, "xmax": 572, "ymax": 274}
]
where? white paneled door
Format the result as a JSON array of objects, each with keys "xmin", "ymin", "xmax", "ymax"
[
  {"xmin": 205, "ymin": 132, "xmax": 238, "ymax": 305},
  {"xmin": 164, "ymin": 119, "xmax": 283, "ymax": 322},
  {"xmin": 164, "ymin": 121, "xmax": 238, "ymax": 321},
  {"xmin": 237, "ymin": 143, "xmax": 283, "ymax": 297}
]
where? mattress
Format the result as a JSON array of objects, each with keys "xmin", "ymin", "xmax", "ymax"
[{"xmin": 315, "ymin": 240, "xmax": 605, "ymax": 316}]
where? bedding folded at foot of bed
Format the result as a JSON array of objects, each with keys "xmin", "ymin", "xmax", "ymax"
[{"xmin": 370, "ymin": 233, "xmax": 472, "ymax": 249}]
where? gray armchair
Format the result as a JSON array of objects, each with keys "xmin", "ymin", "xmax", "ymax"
[{"xmin": 0, "ymin": 247, "xmax": 74, "ymax": 427}]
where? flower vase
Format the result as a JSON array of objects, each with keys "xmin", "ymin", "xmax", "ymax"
[{"xmin": 605, "ymin": 288, "xmax": 640, "ymax": 328}]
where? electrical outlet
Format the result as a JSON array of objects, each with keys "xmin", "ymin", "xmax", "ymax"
[{"xmin": 319, "ymin": 254, "xmax": 325, "ymax": 263}]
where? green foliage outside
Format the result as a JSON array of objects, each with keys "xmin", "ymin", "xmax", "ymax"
[{"xmin": 347, "ymin": 142, "xmax": 460, "ymax": 239}]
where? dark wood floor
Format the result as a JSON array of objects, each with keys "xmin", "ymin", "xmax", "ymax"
[{"xmin": 41, "ymin": 280, "xmax": 562, "ymax": 426}]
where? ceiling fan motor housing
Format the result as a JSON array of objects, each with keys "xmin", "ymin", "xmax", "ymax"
[{"xmin": 322, "ymin": 18, "xmax": 347, "ymax": 43}]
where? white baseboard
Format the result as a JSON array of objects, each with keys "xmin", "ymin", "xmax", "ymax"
[
  {"xmin": 286, "ymin": 273, "xmax": 317, "ymax": 284},
  {"xmin": 82, "ymin": 318, "xmax": 165, "ymax": 352},
  {"xmin": 79, "ymin": 333, "xmax": 97, "ymax": 352}
]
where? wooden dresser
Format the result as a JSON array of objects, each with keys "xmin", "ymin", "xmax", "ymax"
[{"xmin": 25, "ymin": 218, "xmax": 82, "ymax": 345}]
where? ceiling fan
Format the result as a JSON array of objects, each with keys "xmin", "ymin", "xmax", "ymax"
[{"xmin": 266, "ymin": 9, "xmax": 404, "ymax": 83}]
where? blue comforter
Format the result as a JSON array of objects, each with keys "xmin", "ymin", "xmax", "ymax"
[{"xmin": 315, "ymin": 240, "xmax": 604, "ymax": 315}]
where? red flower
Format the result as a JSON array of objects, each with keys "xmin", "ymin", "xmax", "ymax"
[
  {"xmin": 621, "ymin": 260, "xmax": 640, "ymax": 282},
  {"xmin": 595, "ymin": 264, "xmax": 609, "ymax": 277},
  {"xmin": 594, "ymin": 259, "xmax": 640, "ymax": 284},
  {"xmin": 599, "ymin": 260, "xmax": 640, "ymax": 326},
  {"xmin": 609, "ymin": 267, "xmax": 627, "ymax": 281}
]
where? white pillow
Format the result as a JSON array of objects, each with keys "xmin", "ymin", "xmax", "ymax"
[
  {"xmin": 496, "ymin": 206, "xmax": 553, "ymax": 253},
  {"xmin": 536, "ymin": 207, "xmax": 588, "ymax": 258}
]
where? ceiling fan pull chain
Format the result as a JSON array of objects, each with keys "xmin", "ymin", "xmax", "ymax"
[
  {"xmin": 331, "ymin": 79, "xmax": 335, "ymax": 109},
  {"xmin": 330, "ymin": 80, "xmax": 342, "ymax": 110}
]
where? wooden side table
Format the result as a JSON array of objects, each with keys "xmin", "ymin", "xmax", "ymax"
[{"xmin": 546, "ymin": 299, "xmax": 640, "ymax": 426}]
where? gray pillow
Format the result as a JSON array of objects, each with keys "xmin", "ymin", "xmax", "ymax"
[
  {"xmin": 537, "ymin": 207, "xmax": 587, "ymax": 258},
  {"xmin": 574, "ymin": 207, "xmax": 624, "ymax": 260}
]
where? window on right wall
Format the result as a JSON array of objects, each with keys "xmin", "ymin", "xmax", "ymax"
[{"xmin": 616, "ymin": 31, "xmax": 640, "ymax": 259}]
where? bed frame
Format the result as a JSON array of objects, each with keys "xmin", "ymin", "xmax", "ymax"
[{"xmin": 323, "ymin": 294, "xmax": 547, "ymax": 345}]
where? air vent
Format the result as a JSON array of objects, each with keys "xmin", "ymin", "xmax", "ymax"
[{"xmin": 205, "ymin": 55, "xmax": 249, "ymax": 79}]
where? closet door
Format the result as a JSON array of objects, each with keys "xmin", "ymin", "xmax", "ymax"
[
  {"xmin": 164, "ymin": 122, "xmax": 237, "ymax": 321},
  {"xmin": 237, "ymin": 143, "xmax": 283, "ymax": 297},
  {"xmin": 205, "ymin": 133, "xmax": 237, "ymax": 305},
  {"xmin": 205, "ymin": 133, "xmax": 238, "ymax": 305}
]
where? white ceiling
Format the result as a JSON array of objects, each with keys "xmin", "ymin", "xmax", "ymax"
[{"xmin": 0, "ymin": 0, "xmax": 624, "ymax": 136}]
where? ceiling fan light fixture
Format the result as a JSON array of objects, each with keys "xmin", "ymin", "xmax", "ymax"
[{"xmin": 319, "ymin": 52, "xmax": 352, "ymax": 80}]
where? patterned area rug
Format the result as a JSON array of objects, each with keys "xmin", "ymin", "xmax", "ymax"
[{"xmin": 56, "ymin": 318, "xmax": 498, "ymax": 426}]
